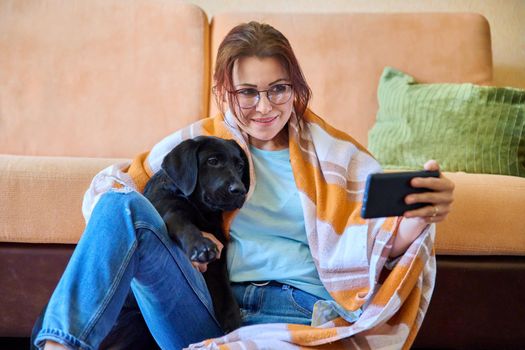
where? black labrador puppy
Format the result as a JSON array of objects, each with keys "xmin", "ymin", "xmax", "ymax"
[
  {"xmin": 30, "ymin": 136, "xmax": 247, "ymax": 349},
  {"xmin": 143, "ymin": 135, "xmax": 249, "ymax": 333}
]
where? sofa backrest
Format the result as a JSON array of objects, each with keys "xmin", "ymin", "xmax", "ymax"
[
  {"xmin": 210, "ymin": 12, "xmax": 493, "ymax": 146},
  {"xmin": 0, "ymin": 0, "xmax": 209, "ymax": 158},
  {"xmin": 1, "ymin": 5, "xmax": 494, "ymax": 158}
]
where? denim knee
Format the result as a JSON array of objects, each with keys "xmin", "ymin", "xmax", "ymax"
[
  {"xmin": 33, "ymin": 190, "xmax": 174, "ymax": 349},
  {"xmin": 94, "ymin": 189, "xmax": 168, "ymax": 239}
]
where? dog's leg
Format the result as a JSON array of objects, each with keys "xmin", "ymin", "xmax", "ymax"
[
  {"xmin": 204, "ymin": 253, "xmax": 242, "ymax": 333},
  {"xmin": 143, "ymin": 191, "xmax": 220, "ymax": 264},
  {"xmin": 162, "ymin": 212, "xmax": 220, "ymax": 263}
]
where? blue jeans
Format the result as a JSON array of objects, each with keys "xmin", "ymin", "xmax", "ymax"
[
  {"xmin": 231, "ymin": 282, "xmax": 321, "ymax": 326},
  {"xmin": 35, "ymin": 190, "xmax": 222, "ymax": 349},
  {"xmin": 34, "ymin": 190, "xmax": 322, "ymax": 349}
]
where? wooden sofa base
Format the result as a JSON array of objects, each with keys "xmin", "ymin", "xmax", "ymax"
[{"xmin": 2, "ymin": 243, "xmax": 524, "ymax": 348}]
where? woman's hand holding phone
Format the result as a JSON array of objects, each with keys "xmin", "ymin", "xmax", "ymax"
[
  {"xmin": 403, "ymin": 160, "xmax": 455, "ymax": 224},
  {"xmin": 391, "ymin": 160, "xmax": 455, "ymax": 257},
  {"xmin": 361, "ymin": 160, "xmax": 454, "ymax": 222},
  {"xmin": 361, "ymin": 160, "xmax": 455, "ymax": 257}
]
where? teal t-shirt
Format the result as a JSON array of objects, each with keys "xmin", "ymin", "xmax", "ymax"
[{"xmin": 227, "ymin": 146, "xmax": 331, "ymax": 300}]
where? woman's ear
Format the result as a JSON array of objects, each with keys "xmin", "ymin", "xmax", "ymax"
[{"xmin": 161, "ymin": 139, "xmax": 200, "ymax": 196}]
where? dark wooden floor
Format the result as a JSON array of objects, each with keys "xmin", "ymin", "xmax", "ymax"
[
  {"xmin": 1, "ymin": 337, "xmax": 443, "ymax": 350},
  {"xmin": 0, "ymin": 338, "xmax": 30, "ymax": 350}
]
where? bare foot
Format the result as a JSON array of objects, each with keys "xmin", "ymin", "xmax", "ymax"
[{"xmin": 43, "ymin": 340, "xmax": 68, "ymax": 350}]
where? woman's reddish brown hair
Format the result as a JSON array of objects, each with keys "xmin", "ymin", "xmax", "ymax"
[{"xmin": 213, "ymin": 21, "xmax": 311, "ymax": 119}]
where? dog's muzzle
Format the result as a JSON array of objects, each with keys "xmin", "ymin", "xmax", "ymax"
[{"xmin": 203, "ymin": 182, "xmax": 247, "ymax": 211}]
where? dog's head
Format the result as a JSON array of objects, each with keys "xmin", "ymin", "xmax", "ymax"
[{"xmin": 161, "ymin": 136, "xmax": 250, "ymax": 212}]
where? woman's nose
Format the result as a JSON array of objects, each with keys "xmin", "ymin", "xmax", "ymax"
[{"xmin": 255, "ymin": 92, "xmax": 273, "ymax": 114}]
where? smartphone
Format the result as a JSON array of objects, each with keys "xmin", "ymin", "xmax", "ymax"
[{"xmin": 360, "ymin": 170, "xmax": 440, "ymax": 219}]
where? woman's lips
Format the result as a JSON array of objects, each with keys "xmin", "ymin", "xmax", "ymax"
[{"xmin": 252, "ymin": 116, "xmax": 278, "ymax": 124}]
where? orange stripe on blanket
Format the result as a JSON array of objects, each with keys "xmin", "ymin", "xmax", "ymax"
[
  {"xmin": 387, "ymin": 285, "xmax": 422, "ymax": 350},
  {"xmin": 303, "ymin": 109, "xmax": 371, "ymax": 156},
  {"xmin": 290, "ymin": 141, "xmax": 365, "ymax": 234},
  {"xmin": 222, "ymin": 209, "xmax": 240, "ymax": 240},
  {"xmin": 330, "ymin": 286, "xmax": 370, "ymax": 311},
  {"xmin": 328, "ymin": 316, "xmax": 352, "ymax": 327},
  {"xmin": 126, "ymin": 151, "xmax": 152, "ymax": 193},
  {"xmin": 202, "ymin": 113, "xmax": 237, "ymax": 140},
  {"xmin": 126, "ymin": 114, "xmax": 236, "ymax": 196},
  {"xmin": 322, "ymin": 183, "xmax": 367, "ymax": 231},
  {"xmin": 371, "ymin": 256, "xmax": 424, "ymax": 307},
  {"xmin": 288, "ymin": 324, "xmax": 338, "ymax": 345}
]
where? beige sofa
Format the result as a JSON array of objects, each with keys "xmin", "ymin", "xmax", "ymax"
[{"xmin": 1, "ymin": 1, "xmax": 524, "ymax": 348}]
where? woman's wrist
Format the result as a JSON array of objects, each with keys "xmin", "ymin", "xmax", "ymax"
[{"xmin": 389, "ymin": 217, "xmax": 429, "ymax": 258}]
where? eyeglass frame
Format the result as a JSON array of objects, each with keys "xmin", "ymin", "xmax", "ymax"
[{"xmin": 229, "ymin": 83, "xmax": 294, "ymax": 109}]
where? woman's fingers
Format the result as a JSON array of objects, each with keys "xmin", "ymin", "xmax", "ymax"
[
  {"xmin": 192, "ymin": 261, "xmax": 208, "ymax": 273},
  {"xmin": 405, "ymin": 189, "xmax": 454, "ymax": 206},
  {"xmin": 410, "ymin": 175, "xmax": 455, "ymax": 192},
  {"xmin": 423, "ymin": 159, "xmax": 440, "ymax": 172},
  {"xmin": 404, "ymin": 204, "xmax": 450, "ymax": 222},
  {"xmin": 404, "ymin": 160, "xmax": 455, "ymax": 222}
]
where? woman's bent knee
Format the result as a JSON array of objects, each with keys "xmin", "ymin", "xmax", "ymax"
[{"xmin": 92, "ymin": 190, "xmax": 166, "ymax": 235}]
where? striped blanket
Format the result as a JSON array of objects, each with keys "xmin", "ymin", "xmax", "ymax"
[{"xmin": 82, "ymin": 109, "xmax": 436, "ymax": 350}]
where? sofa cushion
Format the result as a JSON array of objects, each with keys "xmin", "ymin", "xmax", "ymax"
[
  {"xmin": 0, "ymin": 155, "xmax": 125, "ymax": 243},
  {"xmin": 210, "ymin": 12, "xmax": 493, "ymax": 146},
  {"xmin": 0, "ymin": 0, "xmax": 209, "ymax": 158},
  {"xmin": 435, "ymin": 172, "xmax": 525, "ymax": 255},
  {"xmin": 368, "ymin": 67, "xmax": 525, "ymax": 177},
  {"xmin": 2, "ymin": 156, "xmax": 524, "ymax": 255}
]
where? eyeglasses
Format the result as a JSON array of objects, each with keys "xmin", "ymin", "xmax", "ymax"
[{"xmin": 231, "ymin": 83, "xmax": 293, "ymax": 109}]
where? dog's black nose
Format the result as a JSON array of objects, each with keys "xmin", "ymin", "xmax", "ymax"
[{"xmin": 228, "ymin": 183, "xmax": 246, "ymax": 196}]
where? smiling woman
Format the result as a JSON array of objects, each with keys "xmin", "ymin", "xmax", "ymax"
[
  {"xmin": 34, "ymin": 21, "xmax": 453, "ymax": 350},
  {"xmin": 213, "ymin": 22, "xmax": 311, "ymax": 149},
  {"xmin": 228, "ymin": 56, "xmax": 295, "ymax": 150}
]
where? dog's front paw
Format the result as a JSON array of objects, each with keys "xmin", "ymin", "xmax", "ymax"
[{"xmin": 187, "ymin": 237, "xmax": 219, "ymax": 263}]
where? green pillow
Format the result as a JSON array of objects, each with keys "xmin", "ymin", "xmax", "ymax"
[{"xmin": 368, "ymin": 67, "xmax": 525, "ymax": 177}]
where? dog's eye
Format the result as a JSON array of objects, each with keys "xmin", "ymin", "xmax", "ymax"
[
  {"xmin": 207, "ymin": 157, "xmax": 219, "ymax": 166},
  {"xmin": 235, "ymin": 163, "xmax": 244, "ymax": 173}
]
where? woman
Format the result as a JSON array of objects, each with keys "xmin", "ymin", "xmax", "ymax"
[{"xmin": 36, "ymin": 21, "xmax": 454, "ymax": 349}]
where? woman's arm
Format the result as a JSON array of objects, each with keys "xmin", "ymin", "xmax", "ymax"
[{"xmin": 389, "ymin": 160, "xmax": 455, "ymax": 257}]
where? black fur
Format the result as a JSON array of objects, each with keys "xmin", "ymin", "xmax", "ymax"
[
  {"xmin": 30, "ymin": 136, "xmax": 247, "ymax": 349},
  {"xmin": 143, "ymin": 135, "xmax": 249, "ymax": 333}
]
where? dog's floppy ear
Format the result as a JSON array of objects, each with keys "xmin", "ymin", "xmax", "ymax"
[{"xmin": 161, "ymin": 138, "xmax": 201, "ymax": 196}]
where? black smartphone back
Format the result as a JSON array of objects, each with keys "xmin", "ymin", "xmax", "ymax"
[{"xmin": 361, "ymin": 170, "xmax": 440, "ymax": 219}]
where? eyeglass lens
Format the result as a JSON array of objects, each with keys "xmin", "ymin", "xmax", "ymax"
[{"xmin": 236, "ymin": 84, "xmax": 292, "ymax": 108}]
